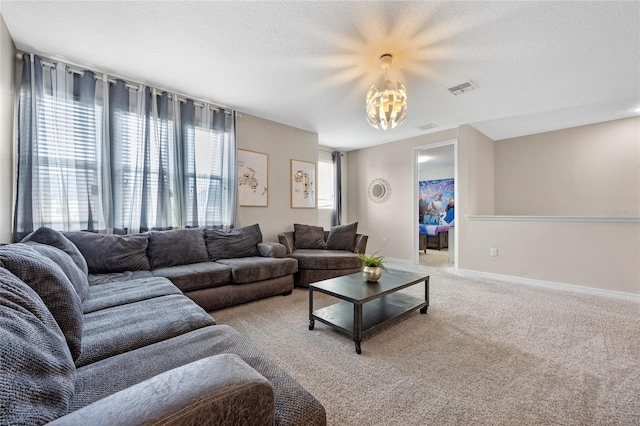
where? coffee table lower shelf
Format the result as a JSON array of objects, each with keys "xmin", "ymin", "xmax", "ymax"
[{"xmin": 310, "ymin": 292, "xmax": 427, "ymax": 353}]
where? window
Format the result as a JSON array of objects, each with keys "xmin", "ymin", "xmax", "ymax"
[
  {"xmin": 317, "ymin": 159, "xmax": 334, "ymax": 209},
  {"xmin": 32, "ymin": 73, "xmax": 102, "ymax": 231},
  {"xmin": 14, "ymin": 54, "xmax": 236, "ymax": 240}
]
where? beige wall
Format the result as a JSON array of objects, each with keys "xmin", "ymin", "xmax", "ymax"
[
  {"xmin": 350, "ymin": 119, "xmax": 639, "ymax": 295},
  {"xmin": 0, "ymin": 15, "xmax": 15, "ymax": 243},
  {"xmin": 462, "ymin": 219, "xmax": 640, "ymax": 294},
  {"xmin": 495, "ymin": 117, "xmax": 640, "ymax": 216},
  {"xmin": 456, "ymin": 124, "xmax": 495, "ymax": 271},
  {"xmin": 236, "ymin": 113, "xmax": 318, "ymax": 242},
  {"xmin": 347, "ymin": 128, "xmax": 458, "ymax": 260},
  {"xmin": 458, "ymin": 119, "xmax": 640, "ymax": 295}
]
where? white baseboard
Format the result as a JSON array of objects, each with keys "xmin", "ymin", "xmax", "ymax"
[
  {"xmin": 456, "ymin": 268, "xmax": 640, "ymax": 302},
  {"xmin": 384, "ymin": 257, "xmax": 414, "ymax": 265}
]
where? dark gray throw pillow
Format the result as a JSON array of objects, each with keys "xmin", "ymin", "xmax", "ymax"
[
  {"xmin": 63, "ymin": 231, "xmax": 151, "ymax": 273},
  {"xmin": 24, "ymin": 242, "xmax": 90, "ymax": 302},
  {"xmin": 21, "ymin": 226, "xmax": 89, "ymax": 275},
  {"xmin": 0, "ymin": 267, "xmax": 76, "ymax": 424},
  {"xmin": 326, "ymin": 222, "xmax": 358, "ymax": 251},
  {"xmin": 0, "ymin": 244, "xmax": 84, "ymax": 361},
  {"xmin": 294, "ymin": 224, "xmax": 327, "ymax": 249},
  {"xmin": 204, "ymin": 224, "xmax": 262, "ymax": 261},
  {"xmin": 148, "ymin": 228, "xmax": 209, "ymax": 269}
]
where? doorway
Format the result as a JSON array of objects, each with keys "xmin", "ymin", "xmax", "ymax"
[{"xmin": 413, "ymin": 140, "xmax": 457, "ymax": 268}]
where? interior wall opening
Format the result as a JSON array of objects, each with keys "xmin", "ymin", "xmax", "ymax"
[{"xmin": 413, "ymin": 141, "xmax": 457, "ymax": 269}]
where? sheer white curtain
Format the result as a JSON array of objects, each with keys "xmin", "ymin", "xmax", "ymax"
[
  {"xmin": 14, "ymin": 54, "xmax": 236, "ymax": 240},
  {"xmin": 15, "ymin": 54, "xmax": 106, "ymax": 235}
]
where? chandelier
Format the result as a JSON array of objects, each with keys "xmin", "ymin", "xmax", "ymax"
[{"xmin": 365, "ymin": 54, "xmax": 408, "ymax": 130}]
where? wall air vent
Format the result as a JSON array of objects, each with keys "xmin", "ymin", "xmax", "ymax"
[
  {"xmin": 448, "ymin": 81, "xmax": 476, "ymax": 95},
  {"xmin": 418, "ymin": 123, "xmax": 438, "ymax": 131}
]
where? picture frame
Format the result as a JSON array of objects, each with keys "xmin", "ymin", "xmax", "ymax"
[
  {"xmin": 290, "ymin": 159, "xmax": 317, "ymax": 209},
  {"xmin": 238, "ymin": 149, "xmax": 268, "ymax": 207}
]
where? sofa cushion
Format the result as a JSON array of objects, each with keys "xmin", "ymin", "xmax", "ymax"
[
  {"xmin": 76, "ymin": 294, "xmax": 215, "ymax": 367},
  {"xmin": 24, "ymin": 242, "xmax": 90, "ymax": 302},
  {"xmin": 21, "ymin": 226, "xmax": 89, "ymax": 275},
  {"xmin": 64, "ymin": 231, "xmax": 151, "ymax": 273},
  {"xmin": 204, "ymin": 224, "xmax": 262, "ymax": 261},
  {"xmin": 0, "ymin": 244, "xmax": 84, "ymax": 361},
  {"xmin": 147, "ymin": 228, "xmax": 209, "ymax": 269},
  {"xmin": 151, "ymin": 262, "xmax": 232, "ymax": 292},
  {"xmin": 216, "ymin": 257, "xmax": 298, "ymax": 284},
  {"xmin": 71, "ymin": 325, "xmax": 326, "ymax": 425},
  {"xmin": 88, "ymin": 270, "xmax": 154, "ymax": 286},
  {"xmin": 325, "ymin": 222, "xmax": 358, "ymax": 252},
  {"xmin": 82, "ymin": 277, "xmax": 182, "ymax": 314},
  {"xmin": 0, "ymin": 268, "xmax": 76, "ymax": 425},
  {"xmin": 289, "ymin": 249, "xmax": 363, "ymax": 270},
  {"xmin": 294, "ymin": 224, "xmax": 327, "ymax": 249}
]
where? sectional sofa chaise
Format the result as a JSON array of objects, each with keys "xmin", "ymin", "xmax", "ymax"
[{"xmin": 0, "ymin": 226, "xmax": 326, "ymax": 425}]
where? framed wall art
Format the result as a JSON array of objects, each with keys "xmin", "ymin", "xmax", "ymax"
[
  {"xmin": 238, "ymin": 149, "xmax": 268, "ymax": 207},
  {"xmin": 290, "ymin": 159, "xmax": 316, "ymax": 209}
]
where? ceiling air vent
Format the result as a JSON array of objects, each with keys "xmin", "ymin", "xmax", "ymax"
[
  {"xmin": 418, "ymin": 123, "xmax": 438, "ymax": 131},
  {"xmin": 448, "ymin": 81, "xmax": 476, "ymax": 95}
]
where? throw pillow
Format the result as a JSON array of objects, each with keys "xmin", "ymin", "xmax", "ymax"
[
  {"xmin": 63, "ymin": 231, "xmax": 151, "ymax": 274},
  {"xmin": 24, "ymin": 242, "xmax": 90, "ymax": 302},
  {"xmin": 147, "ymin": 228, "xmax": 209, "ymax": 269},
  {"xmin": 294, "ymin": 224, "xmax": 327, "ymax": 249},
  {"xmin": 0, "ymin": 267, "xmax": 75, "ymax": 424},
  {"xmin": 21, "ymin": 226, "xmax": 89, "ymax": 275},
  {"xmin": 326, "ymin": 222, "xmax": 358, "ymax": 251},
  {"xmin": 0, "ymin": 244, "xmax": 84, "ymax": 362},
  {"xmin": 204, "ymin": 224, "xmax": 263, "ymax": 261}
]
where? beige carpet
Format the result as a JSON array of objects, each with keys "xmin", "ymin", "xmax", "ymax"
[
  {"xmin": 213, "ymin": 263, "xmax": 640, "ymax": 425},
  {"xmin": 419, "ymin": 249, "xmax": 451, "ymax": 268}
]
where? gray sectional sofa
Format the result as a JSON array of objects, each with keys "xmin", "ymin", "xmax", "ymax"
[
  {"xmin": 61, "ymin": 223, "xmax": 297, "ymax": 312},
  {"xmin": 278, "ymin": 223, "xmax": 368, "ymax": 287},
  {"xmin": 0, "ymin": 227, "xmax": 326, "ymax": 425}
]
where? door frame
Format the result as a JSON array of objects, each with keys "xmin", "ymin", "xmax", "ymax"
[{"xmin": 412, "ymin": 139, "xmax": 458, "ymax": 268}]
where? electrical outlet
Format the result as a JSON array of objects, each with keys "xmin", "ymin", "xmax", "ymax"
[
  {"xmin": 490, "ymin": 248, "xmax": 498, "ymax": 257},
  {"xmin": 383, "ymin": 238, "xmax": 387, "ymax": 245}
]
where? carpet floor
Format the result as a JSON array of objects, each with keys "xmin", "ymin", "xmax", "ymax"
[{"xmin": 213, "ymin": 263, "xmax": 640, "ymax": 425}]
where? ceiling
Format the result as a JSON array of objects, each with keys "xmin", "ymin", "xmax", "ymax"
[{"xmin": 1, "ymin": 1, "xmax": 639, "ymax": 151}]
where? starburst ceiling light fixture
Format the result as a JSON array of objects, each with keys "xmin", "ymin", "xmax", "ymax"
[{"xmin": 365, "ymin": 54, "xmax": 408, "ymax": 130}]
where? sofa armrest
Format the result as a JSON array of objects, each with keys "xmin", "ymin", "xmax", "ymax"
[
  {"xmin": 355, "ymin": 234, "xmax": 368, "ymax": 254},
  {"xmin": 277, "ymin": 232, "xmax": 295, "ymax": 255},
  {"xmin": 257, "ymin": 242, "xmax": 286, "ymax": 258},
  {"xmin": 48, "ymin": 354, "xmax": 274, "ymax": 426}
]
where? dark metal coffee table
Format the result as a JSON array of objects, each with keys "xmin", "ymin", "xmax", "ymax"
[{"xmin": 308, "ymin": 268, "xmax": 429, "ymax": 354}]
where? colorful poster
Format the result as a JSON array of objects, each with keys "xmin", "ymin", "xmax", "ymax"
[{"xmin": 418, "ymin": 178, "xmax": 454, "ymax": 225}]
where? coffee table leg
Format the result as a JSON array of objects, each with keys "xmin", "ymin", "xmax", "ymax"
[
  {"xmin": 353, "ymin": 302, "xmax": 362, "ymax": 354},
  {"xmin": 420, "ymin": 276, "xmax": 430, "ymax": 314},
  {"xmin": 308, "ymin": 288, "xmax": 315, "ymax": 330}
]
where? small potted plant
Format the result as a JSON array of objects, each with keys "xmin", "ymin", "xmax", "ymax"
[{"xmin": 356, "ymin": 252, "xmax": 386, "ymax": 282}]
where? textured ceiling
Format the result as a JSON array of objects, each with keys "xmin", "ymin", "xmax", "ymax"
[{"xmin": 1, "ymin": 1, "xmax": 639, "ymax": 151}]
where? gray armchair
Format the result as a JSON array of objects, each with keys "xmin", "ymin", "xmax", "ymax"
[{"xmin": 278, "ymin": 225, "xmax": 368, "ymax": 287}]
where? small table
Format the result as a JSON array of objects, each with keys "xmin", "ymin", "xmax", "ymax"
[{"xmin": 308, "ymin": 269, "xmax": 429, "ymax": 354}]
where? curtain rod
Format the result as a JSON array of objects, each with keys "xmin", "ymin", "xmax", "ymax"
[
  {"xmin": 318, "ymin": 146, "xmax": 343, "ymax": 154},
  {"xmin": 16, "ymin": 51, "xmax": 234, "ymax": 113}
]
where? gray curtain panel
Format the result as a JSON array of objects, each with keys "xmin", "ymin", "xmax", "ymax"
[
  {"xmin": 332, "ymin": 151, "xmax": 342, "ymax": 226},
  {"xmin": 14, "ymin": 54, "xmax": 236, "ymax": 240}
]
